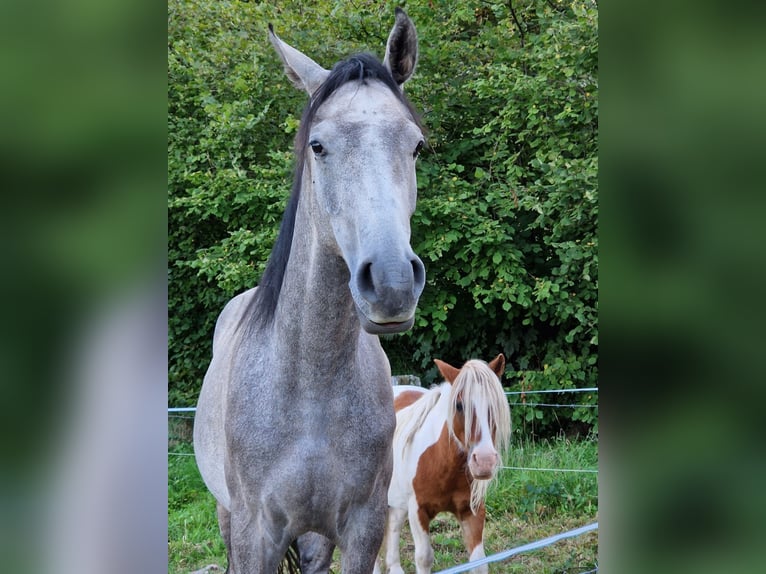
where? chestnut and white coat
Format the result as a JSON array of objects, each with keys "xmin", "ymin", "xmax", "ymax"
[{"xmin": 377, "ymin": 355, "xmax": 511, "ymax": 574}]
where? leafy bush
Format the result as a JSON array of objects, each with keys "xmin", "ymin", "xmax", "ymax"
[{"xmin": 168, "ymin": 0, "xmax": 598, "ymax": 435}]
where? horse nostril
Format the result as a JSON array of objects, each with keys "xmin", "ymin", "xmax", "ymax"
[
  {"xmin": 358, "ymin": 261, "xmax": 376, "ymax": 300},
  {"xmin": 411, "ymin": 256, "xmax": 425, "ymax": 291},
  {"xmin": 472, "ymin": 450, "xmax": 498, "ymax": 467}
]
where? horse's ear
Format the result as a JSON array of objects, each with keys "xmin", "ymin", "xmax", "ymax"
[
  {"xmin": 269, "ymin": 24, "xmax": 330, "ymax": 95},
  {"xmin": 434, "ymin": 358, "xmax": 460, "ymax": 383},
  {"xmin": 488, "ymin": 353, "xmax": 506, "ymax": 378},
  {"xmin": 383, "ymin": 8, "xmax": 418, "ymax": 86}
]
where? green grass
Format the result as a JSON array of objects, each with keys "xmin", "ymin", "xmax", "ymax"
[
  {"xmin": 489, "ymin": 434, "xmax": 599, "ymax": 519},
  {"xmin": 168, "ymin": 442, "xmax": 226, "ymax": 573},
  {"xmin": 168, "ymin": 434, "xmax": 598, "ymax": 574}
]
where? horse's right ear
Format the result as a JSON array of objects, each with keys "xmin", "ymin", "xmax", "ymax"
[
  {"xmin": 269, "ymin": 24, "xmax": 330, "ymax": 95},
  {"xmin": 383, "ymin": 8, "xmax": 418, "ymax": 86},
  {"xmin": 488, "ymin": 353, "xmax": 506, "ymax": 378},
  {"xmin": 434, "ymin": 359, "xmax": 460, "ymax": 383}
]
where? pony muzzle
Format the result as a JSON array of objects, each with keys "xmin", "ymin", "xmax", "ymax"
[{"xmin": 468, "ymin": 449, "xmax": 500, "ymax": 480}]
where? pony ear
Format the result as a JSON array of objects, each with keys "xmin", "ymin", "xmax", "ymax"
[
  {"xmin": 269, "ymin": 24, "xmax": 330, "ymax": 95},
  {"xmin": 434, "ymin": 358, "xmax": 460, "ymax": 383},
  {"xmin": 383, "ymin": 8, "xmax": 418, "ymax": 86},
  {"xmin": 488, "ymin": 353, "xmax": 506, "ymax": 378}
]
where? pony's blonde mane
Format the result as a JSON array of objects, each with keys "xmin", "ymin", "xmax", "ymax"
[
  {"xmin": 393, "ymin": 384, "xmax": 446, "ymax": 460},
  {"xmin": 448, "ymin": 359, "xmax": 512, "ymax": 514}
]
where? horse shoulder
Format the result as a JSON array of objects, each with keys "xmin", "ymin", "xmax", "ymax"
[
  {"xmin": 211, "ymin": 287, "xmax": 258, "ymax": 356},
  {"xmin": 194, "ymin": 287, "xmax": 259, "ymax": 511}
]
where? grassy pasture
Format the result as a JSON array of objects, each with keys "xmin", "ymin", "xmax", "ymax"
[{"xmin": 169, "ymin": 419, "xmax": 597, "ymax": 574}]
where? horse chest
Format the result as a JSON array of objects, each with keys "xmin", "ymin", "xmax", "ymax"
[
  {"xmin": 228, "ymin": 352, "xmax": 393, "ymax": 461},
  {"xmin": 410, "ymin": 426, "xmax": 472, "ymax": 515}
]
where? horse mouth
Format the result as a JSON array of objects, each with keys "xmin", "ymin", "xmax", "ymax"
[
  {"xmin": 470, "ymin": 470, "xmax": 496, "ymax": 481},
  {"xmin": 357, "ymin": 313, "xmax": 415, "ymax": 335}
]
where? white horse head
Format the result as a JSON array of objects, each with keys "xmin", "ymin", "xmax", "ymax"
[{"xmin": 268, "ymin": 9, "xmax": 426, "ymax": 333}]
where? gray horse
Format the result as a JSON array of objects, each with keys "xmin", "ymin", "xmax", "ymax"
[{"xmin": 194, "ymin": 9, "xmax": 425, "ymax": 574}]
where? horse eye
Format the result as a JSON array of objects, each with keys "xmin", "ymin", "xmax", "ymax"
[
  {"xmin": 310, "ymin": 141, "xmax": 324, "ymax": 155},
  {"xmin": 455, "ymin": 401, "xmax": 463, "ymax": 413},
  {"xmin": 413, "ymin": 140, "xmax": 424, "ymax": 158}
]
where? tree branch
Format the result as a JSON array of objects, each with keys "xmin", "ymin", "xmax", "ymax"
[{"xmin": 508, "ymin": 1, "xmax": 525, "ymax": 48}]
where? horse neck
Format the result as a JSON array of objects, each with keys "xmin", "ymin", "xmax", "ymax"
[
  {"xmin": 397, "ymin": 385, "xmax": 452, "ymax": 455},
  {"xmin": 270, "ymin": 179, "xmax": 365, "ymax": 371}
]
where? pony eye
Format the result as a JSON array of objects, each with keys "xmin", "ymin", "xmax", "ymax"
[
  {"xmin": 413, "ymin": 140, "xmax": 424, "ymax": 158},
  {"xmin": 455, "ymin": 401, "xmax": 463, "ymax": 413},
  {"xmin": 310, "ymin": 141, "xmax": 325, "ymax": 155}
]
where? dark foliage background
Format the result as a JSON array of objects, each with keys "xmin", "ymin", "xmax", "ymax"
[{"xmin": 168, "ymin": 0, "xmax": 598, "ymax": 436}]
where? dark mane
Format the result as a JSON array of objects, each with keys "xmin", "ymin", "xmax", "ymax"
[{"xmin": 245, "ymin": 53, "xmax": 423, "ymax": 329}]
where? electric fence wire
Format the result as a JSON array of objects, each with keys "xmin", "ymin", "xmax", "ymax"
[{"xmin": 434, "ymin": 522, "xmax": 598, "ymax": 574}]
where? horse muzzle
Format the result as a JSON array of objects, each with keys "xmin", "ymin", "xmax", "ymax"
[{"xmin": 351, "ymin": 253, "xmax": 425, "ymax": 334}]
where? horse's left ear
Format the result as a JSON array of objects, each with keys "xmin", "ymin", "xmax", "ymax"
[
  {"xmin": 434, "ymin": 358, "xmax": 460, "ymax": 383},
  {"xmin": 488, "ymin": 354, "xmax": 506, "ymax": 378},
  {"xmin": 383, "ymin": 8, "xmax": 418, "ymax": 86}
]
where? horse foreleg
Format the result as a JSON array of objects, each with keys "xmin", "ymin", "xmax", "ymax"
[
  {"xmin": 457, "ymin": 504, "xmax": 488, "ymax": 574},
  {"xmin": 216, "ymin": 503, "xmax": 232, "ymax": 573},
  {"xmin": 381, "ymin": 506, "xmax": 407, "ymax": 574},
  {"xmin": 407, "ymin": 498, "xmax": 434, "ymax": 574},
  {"xmin": 337, "ymin": 503, "xmax": 387, "ymax": 574},
  {"xmin": 228, "ymin": 506, "xmax": 291, "ymax": 574}
]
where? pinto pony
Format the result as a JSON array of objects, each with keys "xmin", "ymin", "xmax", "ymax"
[{"xmin": 378, "ymin": 354, "xmax": 511, "ymax": 574}]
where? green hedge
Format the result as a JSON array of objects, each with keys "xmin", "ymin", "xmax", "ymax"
[{"xmin": 169, "ymin": 0, "xmax": 598, "ymax": 436}]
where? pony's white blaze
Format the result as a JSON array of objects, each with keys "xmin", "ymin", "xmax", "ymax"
[
  {"xmin": 380, "ymin": 355, "xmax": 511, "ymax": 574},
  {"xmin": 468, "ymin": 419, "xmax": 500, "ymax": 479}
]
